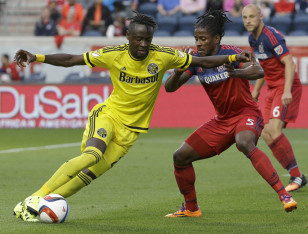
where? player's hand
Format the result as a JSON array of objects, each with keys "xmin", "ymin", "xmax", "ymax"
[
  {"xmin": 14, "ymin": 49, "xmax": 36, "ymax": 68},
  {"xmin": 225, "ymin": 63, "xmax": 237, "ymax": 77},
  {"xmin": 282, "ymin": 91, "xmax": 292, "ymax": 106},
  {"xmin": 235, "ymin": 50, "xmax": 252, "ymax": 62},
  {"xmin": 251, "ymin": 89, "xmax": 260, "ymax": 102},
  {"xmin": 251, "ymin": 54, "xmax": 257, "ymax": 66},
  {"xmin": 174, "ymin": 47, "xmax": 193, "ymax": 74}
]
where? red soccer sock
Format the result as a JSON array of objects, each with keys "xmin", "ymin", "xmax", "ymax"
[
  {"xmin": 174, "ymin": 163, "xmax": 199, "ymax": 211},
  {"xmin": 247, "ymin": 147, "xmax": 289, "ymax": 200},
  {"xmin": 269, "ymin": 134, "xmax": 301, "ymax": 177}
]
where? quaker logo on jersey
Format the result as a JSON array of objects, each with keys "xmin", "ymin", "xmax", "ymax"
[
  {"xmin": 217, "ymin": 65, "xmax": 225, "ymax": 73},
  {"xmin": 147, "ymin": 63, "xmax": 159, "ymax": 75},
  {"xmin": 177, "ymin": 50, "xmax": 185, "ymax": 58},
  {"xmin": 97, "ymin": 128, "xmax": 107, "ymax": 138},
  {"xmin": 259, "ymin": 43, "xmax": 264, "ymax": 53},
  {"xmin": 199, "ymin": 71, "xmax": 229, "ymax": 84},
  {"xmin": 274, "ymin": 45, "xmax": 283, "ymax": 55}
]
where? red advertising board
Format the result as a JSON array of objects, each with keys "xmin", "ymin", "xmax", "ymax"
[
  {"xmin": 0, "ymin": 84, "xmax": 307, "ymax": 128},
  {"xmin": 151, "ymin": 85, "xmax": 308, "ymax": 129},
  {"xmin": 0, "ymin": 85, "xmax": 112, "ymax": 128}
]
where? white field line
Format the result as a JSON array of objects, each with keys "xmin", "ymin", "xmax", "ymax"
[
  {"xmin": 0, "ymin": 139, "xmax": 184, "ymax": 154},
  {"xmin": 0, "ymin": 139, "xmax": 306, "ymax": 154},
  {"xmin": 0, "ymin": 142, "xmax": 80, "ymax": 154}
]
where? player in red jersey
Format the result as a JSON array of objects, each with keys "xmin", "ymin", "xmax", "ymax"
[
  {"xmin": 164, "ymin": 9, "xmax": 298, "ymax": 218},
  {"xmin": 242, "ymin": 4, "xmax": 306, "ymax": 192},
  {"xmin": 0, "ymin": 54, "xmax": 21, "ymax": 82}
]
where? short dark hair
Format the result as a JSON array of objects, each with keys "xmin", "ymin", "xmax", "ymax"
[
  {"xmin": 195, "ymin": 9, "xmax": 231, "ymax": 39},
  {"xmin": 2, "ymin": 54, "xmax": 9, "ymax": 60},
  {"xmin": 127, "ymin": 11, "xmax": 158, "ymax": 32}
]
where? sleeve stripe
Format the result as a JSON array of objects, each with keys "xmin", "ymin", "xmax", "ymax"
[
  {"xmin": 186, "ymin": 70, "xmax": 193, "ymax": 77},
  {"xmin": 279, "ymin": 52, "xmax": 289, "ymax": 60},
  {"xmin": 263, "ymin": 27, "xmax": 278, "ymax": 46},
  {"xmin": 180, "ymin": 54, "xmax": 190, "ymax": 69},
  {"xmin": 86, "ymin": 52, "xmax": 95, "ymax": 67}
]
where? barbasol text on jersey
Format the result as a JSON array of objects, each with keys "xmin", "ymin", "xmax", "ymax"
[{"xmin": 119, "ymin": 72, "xmax": 159, "ymax": 84}]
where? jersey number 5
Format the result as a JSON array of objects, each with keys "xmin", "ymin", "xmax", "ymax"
[{"xmin": 246, "ymin": 118, "xmax": 254, "ymax": 126}]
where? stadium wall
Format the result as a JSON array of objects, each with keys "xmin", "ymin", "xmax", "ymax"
[
  {"xmin": 0, "ymin": 37, "xmax": 307, "ymax": 129},
  {"xmin": 1, "ymin": 37, "xmax": 308, "ymax": 84},
  {"xmin": 1, "ymin": 84, "xmax": 307, "ymax": 129}
]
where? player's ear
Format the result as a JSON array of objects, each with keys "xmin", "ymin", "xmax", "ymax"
[
  {"xmin": 215, "ymin": 34, "xmax": 221, "ymax": 45},
  {"xmin": 126, "ymin": 30, "xmax": 130, "ymax": 41}
]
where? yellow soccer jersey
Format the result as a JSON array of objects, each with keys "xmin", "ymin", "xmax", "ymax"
[{"xmin": 84, "ymin": 43, "xmax": 192, "ymax": 133}]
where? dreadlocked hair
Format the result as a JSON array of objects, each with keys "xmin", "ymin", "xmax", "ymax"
[
  {"xmin": 195, "ymin": 9, "xmax": 231, "ymax": 38},
  {"xmin": 127, "ymin": 11, "xmax": 158, "ymax": 32}
]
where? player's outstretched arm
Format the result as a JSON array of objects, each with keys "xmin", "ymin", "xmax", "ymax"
[
  {"xmin": 165, "ymin": 69, "xmax": 191, "ymax": 92},
  {"xmin": 165, "ymin": 47, "xmax": 192, "ymax": 92},
  {"xmin": 14, "ymin": 49, "xmax": 86, "ymax": 68},
  {"xmin": 190, "ymin": 50, "xmax": 251, "ymax": 68}
]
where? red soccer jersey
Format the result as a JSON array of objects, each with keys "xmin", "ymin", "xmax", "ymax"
[
  {"xmin": 58, "ymin": 19, "xmax": 82, "ymax": 36},
  {"xmin": 249, "ymin": 25, "xmax": 301, "ymax": 88},
  {"xmin": 187, "ymin": 45, "xmax": 261, "ymax": 120},
  {"xmin": 1, "ymin": 62, "xmax": 21, "ymax": 81}
]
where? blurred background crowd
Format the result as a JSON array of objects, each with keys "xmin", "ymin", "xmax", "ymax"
[
  {"xmin": 0, "ymin": 0, "xmax": 307, "ymax": 38},
  {"xmin": 0, "ymin": 0, "xmax": 307, "ymax": 83}
]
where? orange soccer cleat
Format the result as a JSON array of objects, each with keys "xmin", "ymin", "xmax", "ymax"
[
  {"xmin": 281, "ymin": 195, "xmax": 298, "ymax": 212},
  {"xmin": 165, "ymin": 204, "xmax": 202, "ymax": 218}
]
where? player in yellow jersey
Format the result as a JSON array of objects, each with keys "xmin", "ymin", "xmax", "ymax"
[{"xmin": 13, "ymin": 12, "xmax": 251, "ymax": 222}]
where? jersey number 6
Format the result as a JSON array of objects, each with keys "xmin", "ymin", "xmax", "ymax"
[{"xmin": 273, "ymin": 106, "xmax": 280, "ymax": 117}]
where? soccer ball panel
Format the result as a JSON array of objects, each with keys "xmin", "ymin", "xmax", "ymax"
[{"xmin": 38, "ymin": 194, "xmax": 69, "ymax": 223}]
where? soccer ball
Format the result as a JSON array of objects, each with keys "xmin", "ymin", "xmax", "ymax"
[{"xmin": 38, "ymin": 194, "xmax": 69, "ymax": 223}]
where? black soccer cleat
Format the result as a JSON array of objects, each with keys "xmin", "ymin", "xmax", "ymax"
[{"xmin": 285, "ymin": 174, "xmax": 307, "ymax": 192}]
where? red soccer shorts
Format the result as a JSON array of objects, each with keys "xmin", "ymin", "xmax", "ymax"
[
  {"xmin": 263, "ymin": 85, "xmax": 302, "ymax": 124},
  {"xmin": 186, "ymin": 109, "xmax": 264, "ymax": 158}
]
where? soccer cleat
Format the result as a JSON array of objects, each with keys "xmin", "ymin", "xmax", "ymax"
[
  {"xmin": 165, "ymin": 203, "xmax": 202, "ymax": 217},
  {"xmin": 13, "ymin": 202, "xmax": 24, "ymax": 219},
  {"xmin": 23, "ymin": 196, "xmax": 41, "ymax": 216},
  {"xmin": 21, "ymin": 210, "xmax": 40, "ymax": 222},
  {"xmin": 281, "ymin": 195, "xmax": 297, "ymax": 212},
  {"xmin": 13, "ymin": 201, "xmax": 39, "ymax": 222},
  {"xmin": 285, "ymin": 174, "xmax": 307, "ymax": 192},
  {"xmin": 13, "ymin": 196, "xmax": 42, "ymax": 222}
]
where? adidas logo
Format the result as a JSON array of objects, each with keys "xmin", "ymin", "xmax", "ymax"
[{"xmin": 120, "ymin": 67, "xmax": 127, "ymax": 71}]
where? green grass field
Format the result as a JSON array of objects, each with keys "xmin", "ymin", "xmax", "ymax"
[{"xmin": 0, "ymin": 128, "xmax": 307, "ymax": 234}]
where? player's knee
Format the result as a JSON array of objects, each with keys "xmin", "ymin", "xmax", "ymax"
[
  {"xmin": 236, "ymin": 137, "xmax": 254, "ymax": 154},
  {"xmin": 82, "ymin": 146, "xmax": 103, "ymax": 166},
  {"xmin": 86, "ymin": 138, "xmax": 107, "ymax": 154},
  {"xmin": 269, "ymin": 128, "xmax": 282, "ymax": 140},
  {"xmin": 173, "ymin": 149, "xmax": 191, "ymax": 166},
  {"xmin": 261, "ymin": 129, "xmax": 272, "ymax": 143}
]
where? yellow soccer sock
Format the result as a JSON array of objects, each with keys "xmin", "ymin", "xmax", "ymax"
[
  {"xmin": 32, "ymin": 146, "xmax": 102, "ymax": 196},
  {"xmin": 32, "ymin": 184, "xmax": 51, "ymax": 197},
  {"xmin": 53, "ymin": 171, "xmax": 93, "ymax": 198},
  {"xmin": 52, "ymin": 157, "xmax": 111, "ymax": 198}
]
